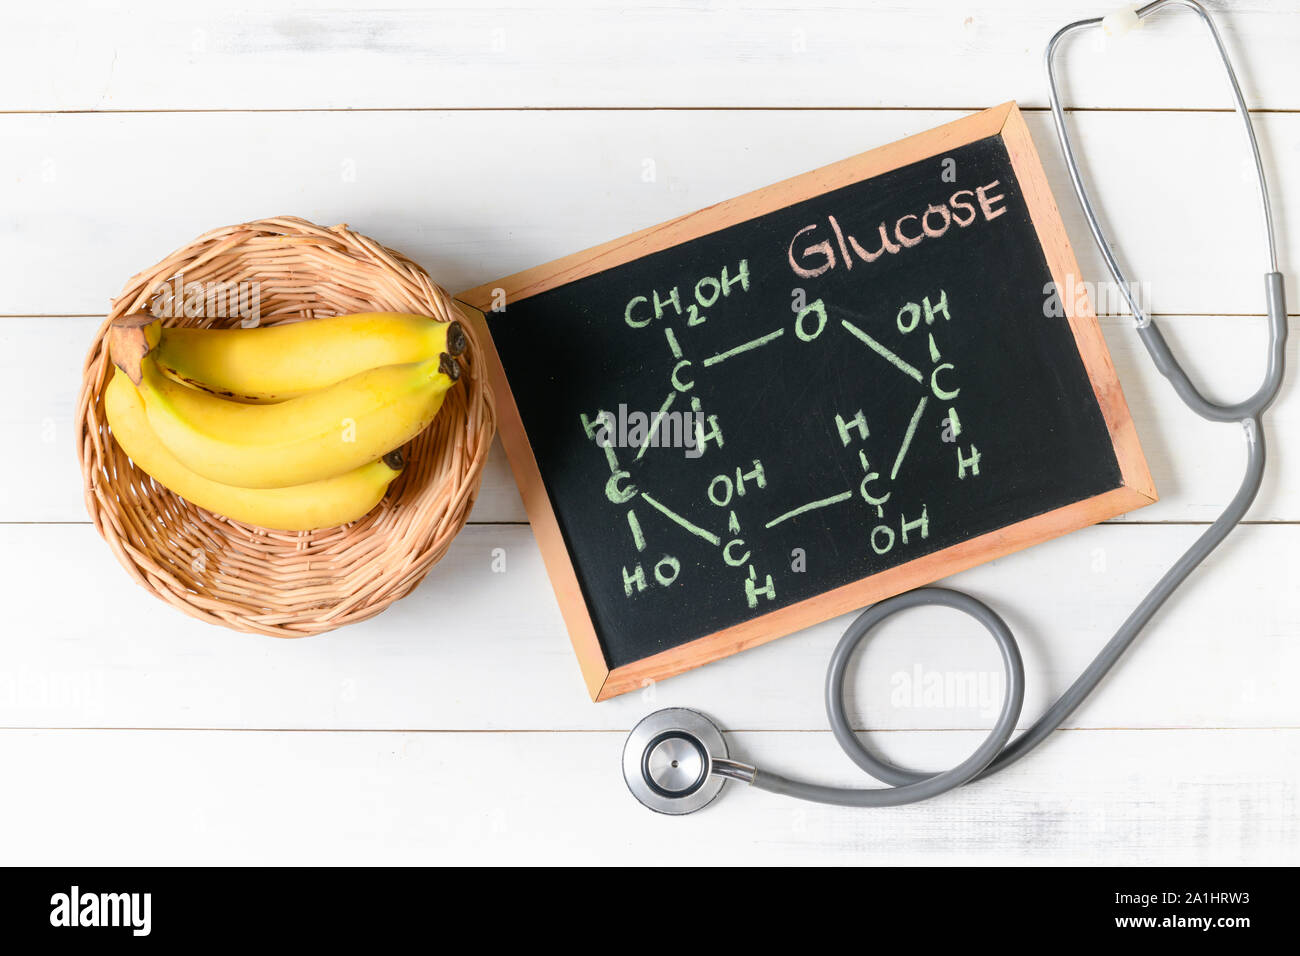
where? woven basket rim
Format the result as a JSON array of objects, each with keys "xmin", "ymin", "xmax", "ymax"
[{"xmin": 76, "ymin": 216, "xmax": 497, "ymax": 637}]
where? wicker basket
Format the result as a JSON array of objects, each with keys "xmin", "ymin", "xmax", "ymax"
[{"xmin": 76, "ymin": 217, "xmax": 497, "ymax": 637}]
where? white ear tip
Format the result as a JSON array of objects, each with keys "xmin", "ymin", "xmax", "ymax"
[{"xmin": 1101, "ymin": 8, "xmax": 1141, "ymax": 37}]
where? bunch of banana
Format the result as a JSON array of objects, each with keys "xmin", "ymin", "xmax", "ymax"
[{"xmin": 103, "ymin": 311, "xmax": 467, "ymax": 531}]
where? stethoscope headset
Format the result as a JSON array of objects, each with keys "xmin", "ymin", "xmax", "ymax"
[{"xmin": 623, "ymin": 0, "xmax": 1289, "ymax": 814}]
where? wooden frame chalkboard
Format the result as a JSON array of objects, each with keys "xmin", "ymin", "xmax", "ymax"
[{"xmin": 457, "ymin": 102, "xmax": 1155, "ymax": 701}]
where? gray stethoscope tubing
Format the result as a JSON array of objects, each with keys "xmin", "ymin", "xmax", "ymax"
[
  {"xmin": 624, "ymin": 0, "xmax": 1288, "ymax": 813},
  {"xmin": 1046, "ymin": 0, "xmax": 1287, "ymax": 423}
]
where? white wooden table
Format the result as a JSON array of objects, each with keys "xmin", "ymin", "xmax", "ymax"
[{"xmin": 2, "ymin": 0, "xmax": 1297, "ymax": 865}]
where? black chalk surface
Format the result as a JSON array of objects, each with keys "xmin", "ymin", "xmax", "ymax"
[{"xmin": 487, "ymin": 134, "xmax": 1121, "ymax": 669}]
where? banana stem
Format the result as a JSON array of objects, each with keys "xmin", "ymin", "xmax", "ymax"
[
  {"xmin": 108, "ymin": 313, "xmax": 162, "ymax": 386},
  {"xmin": 438, "ymin": 352, "xmax": 461, "ymax": 381},
  {"xmin": 445, "ymin": 320, "xmax": 467, "ymax": 358}
]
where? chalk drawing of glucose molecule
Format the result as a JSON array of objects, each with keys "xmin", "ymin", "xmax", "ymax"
[{"xmin": 579, "ymin": 258, "xmax": 983, "ymax": 613}]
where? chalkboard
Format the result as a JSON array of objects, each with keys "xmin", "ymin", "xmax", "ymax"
[{"xmin": 459, "ymin": 103, "xmax": 1154, "ymax": 701}]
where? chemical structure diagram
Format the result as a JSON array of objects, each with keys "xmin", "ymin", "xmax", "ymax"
[{"xmin": 579, "ymin": 258, "xmax": 984, "ymax": 614}]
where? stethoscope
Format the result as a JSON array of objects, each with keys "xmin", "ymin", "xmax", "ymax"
[{"xmin": 622, "ymin": 0, "xmax": 1289, "ymax": 815}]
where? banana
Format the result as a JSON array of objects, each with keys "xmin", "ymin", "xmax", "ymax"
[
  {"xmin": 105, "ymin": 368, "xmax": 405, "ymax": 531},
  {"xmin": 131, "ymin": 352, "xmax": 459, "ymax": 488},
  {"xmin": 153, "ymin": 312, "xmax": 468, "ymax": 402}
]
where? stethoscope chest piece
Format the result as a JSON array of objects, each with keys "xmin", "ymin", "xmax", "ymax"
[{"xmin": 622, "ymin": 708, "xmax": 728, "ymax": 815}]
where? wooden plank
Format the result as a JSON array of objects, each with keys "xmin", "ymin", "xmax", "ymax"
[
  {"xmin": 0, "ymin": 727, "xmax": 1293, "ymax": 864},
  {"xmin": 460, "ymin": 104, "xmax": 1015, "ymax": 305},
  {"xmin": 3, "ymin": 1, "xmax": 1296, "ymax": 111},
  {"xmin": 1, "ymin": 522, "xmax": 1295, "ymax": 731},
  {"xmin": 1, "ymin": 109, "xmax": 1294, "ymax": 318},
  {"xmin": 3, "ymin": 313, "xmax": 1292, "ymax": 524}
]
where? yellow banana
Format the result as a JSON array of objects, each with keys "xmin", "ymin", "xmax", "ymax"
[
  {"xmin": 154, "ymin": 313, "xmax": 467, "ymax": 402},
  {"xmin": 105, "ymin": 368, "xmax": 405, "ymax": 531},
  {"xmin": 132, "ymin": 352, "xmax": 459, "ymax": 488}
]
